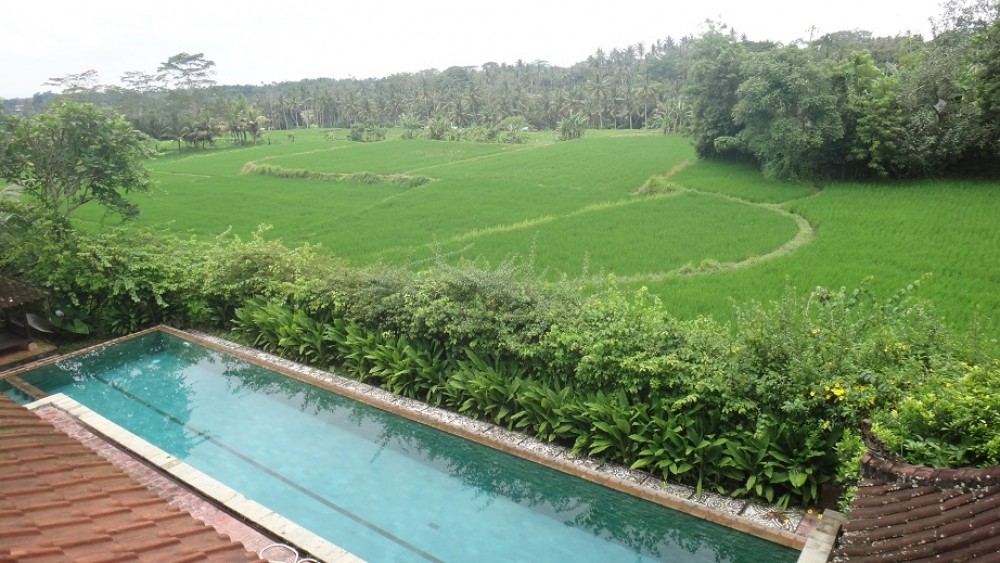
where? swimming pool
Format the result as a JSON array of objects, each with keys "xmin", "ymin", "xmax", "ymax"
[{"xmin": 11, "ymin": 331, "xmax": 797, "ymax": 562}]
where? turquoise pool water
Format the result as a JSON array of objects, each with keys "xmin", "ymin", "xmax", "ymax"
[{"xmin": 16, "ymin": 332, "xmax": 797, "ymax": 562}]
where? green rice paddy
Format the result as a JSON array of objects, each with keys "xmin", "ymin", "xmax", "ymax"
[{"xmin": 77, "ymin": 128, "xmax": 1000, "ymax": 338}]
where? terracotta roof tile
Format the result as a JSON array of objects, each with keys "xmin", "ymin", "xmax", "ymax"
[
  {"xmin": 833, "ymin": 427, "xmax": 1000, "ymax": 562},
  {"xmin": 0, "ymin": 395, "xmax": 267, "ymax": 562}
]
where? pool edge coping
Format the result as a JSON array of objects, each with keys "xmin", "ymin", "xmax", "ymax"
[
  {"xmin": 24, "ymin": 392, "xmax": 363, "ymax": 563},
  {"xmin": 3, "ymin": 325, "xmax": 812, "ymax": 554}
]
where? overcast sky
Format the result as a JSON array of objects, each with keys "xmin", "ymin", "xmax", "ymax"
[{"xmin": 0, "ymin": 0, "xmax": 944, "ymax": 99}]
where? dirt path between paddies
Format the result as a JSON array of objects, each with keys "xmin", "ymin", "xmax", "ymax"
[{"xmin": 663, "ymin": 159, "xmax": 693, "ymax": 178}]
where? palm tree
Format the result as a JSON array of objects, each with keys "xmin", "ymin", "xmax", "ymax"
[
  {"xmin": 448, "ymin": 93, "xmax": 469, "ymax": 128},
  {"xmin": 617, "ymin": 86, "xmax": 638, "ymax": 129},
  {"xmin": 417, "ymin": 77, "xmax": 436, "ymax": 119},
  {"xmin": 636, "ymin": 74, "xmax": 658, "ymax": 128},
  {"xmin": 586, "ymin": 74, "xmax": 611, "ymax": 128},
  {"xmin": 465, "ymin": 80, "xmax": 482, "ymax": 124}
]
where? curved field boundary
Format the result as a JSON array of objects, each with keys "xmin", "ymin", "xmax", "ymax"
[
  {"xmin": 232, "ymin": 145, "xmax": 815, "ymax": 283},
  {"xmin": 593, "ymin": 186, "xmax": 816, "ymax": 284},
  {"xmin": 433, "ymin": 156, "xmax": 815, "ymax": 283},
  {"xmin": 239, "ymin": 142, "xmax": 540, "ymax": 190},
  {"xmin": 663, "ymin": 159, "xmax": 694, "ymax": 179}
]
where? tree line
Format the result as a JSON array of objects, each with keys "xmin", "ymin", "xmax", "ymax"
[
  {"xmin": 687, "ymin": 1, "xmax": 1000, "ymax": 180},
  {"xmin": 5, "ymin": 42, "xmax": 690, "ymax": 150},
  {"xmin": 3, "ymin": 0, "xmax": 998, "ymax": 180}
]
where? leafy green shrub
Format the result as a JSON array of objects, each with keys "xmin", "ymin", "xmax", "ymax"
[
  {"xmin": 871, "ymin": 359, "xmax": 1000, "ymax": 466},
  {"xmin": 1, "ymin": 222, "xmax": 205, "ymax": 336},
  {"xmin": 538, "ymin": 285, "xmax": 718, "ymax": 400},
  {"xmin": 730, "ymin": 278, "xmax": 954, "ymax": 429},
  {"xmin": 199, "ymin": 227, "xmax": 344, "ymax": 324},
  {"xmin": 462, "ymin": 124, "xmax": 500, "ymax": 143},
  {"xmin": 579, "ymin": 390, "xmax": 644, "ymax": 464},
  {"xmin": 449, "ymin": 350, "xmax": 527, "ymax": 427},
  {"xmin": 510, "ymin": 381, "xmax": 586, "ymax": 444},
  {"xmin": 322, "ymin": 258, "xmax": 579, "ymax": 377}
]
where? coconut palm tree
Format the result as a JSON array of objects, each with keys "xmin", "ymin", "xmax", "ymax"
[{"xmin": 586, "ymin": 74, "xmax": 611, "ymax": 128}]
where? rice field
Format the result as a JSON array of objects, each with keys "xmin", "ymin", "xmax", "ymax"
[
  {"xmin": 76, "ymin": 128, "xmax": 1000, "ymax": 340},
  {"xmin": 635, "ymin": 165, "xmax": 1000, "ymax": 337}
]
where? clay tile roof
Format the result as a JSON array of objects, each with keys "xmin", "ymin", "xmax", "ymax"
[
  {"xmin": 0, "ymin": 276, "xmax": 46, "ymax": 310},
  {"xmin": 0, "ymin": 395, "xmax": 267, "ymax": 562},
  {"xmin": 832, "ymin": 426, "xmax": 1000, "ymax": 562}
]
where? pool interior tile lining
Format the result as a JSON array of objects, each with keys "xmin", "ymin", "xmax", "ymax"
[{"xmin": 180, "ymin": 327, "xmax": 810, "ymax": 548}]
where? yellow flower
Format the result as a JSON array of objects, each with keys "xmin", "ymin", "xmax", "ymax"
[
  {"xmin": 810, "ymin": 391, "xmax": 817, "ymax": 397},
  {"xmin": 822, "ymin": 420, "xmax": 831, "ymax": 430},
  {"xmin": 818, "ymin": 514, "xmax": 824, "ymax": 520}
]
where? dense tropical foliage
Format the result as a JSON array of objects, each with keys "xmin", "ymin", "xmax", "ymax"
[{"xmin": 686, "ymin": 2, "xmax": 1000, "ymax": 180}]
